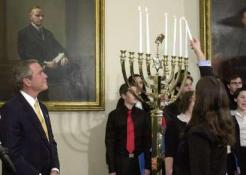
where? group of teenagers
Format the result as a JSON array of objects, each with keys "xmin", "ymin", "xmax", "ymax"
[{"xmin": 105, "ymin": 38, "xmax": 246, "ymax": 175}]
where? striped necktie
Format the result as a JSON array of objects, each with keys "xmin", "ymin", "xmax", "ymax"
[{"xmin": 34, "ymin": 100, "xmax": 49, "ymax": 140}]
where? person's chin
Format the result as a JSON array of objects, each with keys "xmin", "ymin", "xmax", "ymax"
[
  {"xmin": 36, "ymin": 23, "xmax": 43, "ymax": 27},
  {"xmin": 43, "ymin": 85, "xmax": 48, "ymax": 91}
]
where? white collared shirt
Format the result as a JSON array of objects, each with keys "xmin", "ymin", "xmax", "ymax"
[
  {"xmin": 135, "ymin": 101, "xmax": 143, "ymax": 110},
  {"xmin": 20, "ymin": 91, "xmax": 45, "ymax": 119},
  {"xmin": 234, "ymin": 110, "xmax": 246, "ymax": 146},
  {"xmin": 197, "ymin": 60, "xmax": 211, "ymax": 66},
  {"xmin": 230, "ymin": 110, "xmax": 236, "ymax": 116},
  {"xmin": 177, "ymin": 113, "xmax": 190, "ymax": 124},
  {"xmin": 31, "ymin": 23, "xmax": 42, "ymax": 31}
]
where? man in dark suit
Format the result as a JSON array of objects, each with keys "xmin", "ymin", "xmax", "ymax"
[
  {"xmin": 0, "ymin": 59, "xmax": 59, "ymax": 175},
  {"xmin": 105, "ymin": 84, "xmax": 151, "ymax": 175}
]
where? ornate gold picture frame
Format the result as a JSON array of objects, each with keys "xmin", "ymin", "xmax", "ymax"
[
  {"xmin": 0, "ymin": 0, "xmax": 104, "ymax": 111},
  {"xmin": 200, "ymin": 0, "xmax": 246, "ymax": 59},
  {"xmin": 200, "ymin": 0, "xmax": 212, "ymax": 59}
]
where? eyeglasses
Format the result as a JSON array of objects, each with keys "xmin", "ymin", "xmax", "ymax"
[{"xmin": 230, "ymin": 82, "xmax": 242, "ymax": 85}]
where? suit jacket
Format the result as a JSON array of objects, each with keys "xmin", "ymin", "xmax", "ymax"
[
  {"xmin": 17, "ymin": 24, "xmax": 65, "ymax": 63},
  {"xmin": 0, "ymin": 92, "xmax": 59, "ymax": 175},
  {"xmin": 199, "ymin": 66, "xmax": 214, "ymax": 77},
  {"xmin": 105, "ymin": 104, "xmax": 151, "ymax": 173}
]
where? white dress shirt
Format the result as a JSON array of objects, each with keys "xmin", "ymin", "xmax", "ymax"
[
  {"xmin": 197, "ymin": 60, "xmax": 211, "ymax": 66},
  {"xmin": 234, "ymin": 110, "xmax": 246, "ymax": 146},
  {"xmin": 177, "ymin": 113, "xmax": 190, "ymax": 124}
]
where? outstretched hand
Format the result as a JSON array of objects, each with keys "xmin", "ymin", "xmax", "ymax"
[{"xmin": 190, "ymin": 38, "xmax": 201, "ymax": 50}]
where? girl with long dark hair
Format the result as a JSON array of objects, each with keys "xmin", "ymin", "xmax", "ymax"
[{"xmin": 175, "ymin": 76, "xmax": 235, "ymax": 175}]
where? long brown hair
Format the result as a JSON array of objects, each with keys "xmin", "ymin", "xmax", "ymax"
[{"xmin": 189, "ymin": 76, "xmax": 235, "ymax": 145}]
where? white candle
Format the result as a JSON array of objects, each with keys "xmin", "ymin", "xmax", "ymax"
[
  {"xmin": 145, "ymin": 7, "xmax": 150, "ymax": 54},
  {"xmin": 184, "ymin": 20, "xmax": 188, "ymax": 58},
  {"xmin": 172, "ymin": 16, "xmax": 177, "ymax": 56},
  {"xmin": 164, "ymin": 13, "xmax": 168, "ymax": 55},
  {"xmin": 179, "ymin": 17, "xmax": 183, "ymax": 57},
  {"xmin": 185, "ymin": 19, "xmax": 193, "ymax": 41},
  {"xmin": 138, "ymin": 6, "xmax": 143, "ymax": 53}
]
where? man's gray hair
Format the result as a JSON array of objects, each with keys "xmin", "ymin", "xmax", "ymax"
[{"xmin": 13, "ymin": 59, "xmax": 38, "ymax": 90}]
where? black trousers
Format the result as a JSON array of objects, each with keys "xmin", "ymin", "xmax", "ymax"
[
  {"xmin": 115, "ymin": 155, "xmax": 141, "ymax": 175},
  {"xmin": 227, "ymin": 152, "xmax": 236, "ymax": 175}
]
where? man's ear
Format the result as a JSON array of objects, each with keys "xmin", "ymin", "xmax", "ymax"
[
  {"xmin": 227, "ymin": 84, "xmax": 230, "ymax": 89},
  {"xmin": 23, "ymin": 78, "xmax": 31, "ymax": 87}
]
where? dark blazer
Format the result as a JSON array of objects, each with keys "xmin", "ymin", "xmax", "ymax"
[
  {"xmin": 164, "ymin": 116, "xmax": 187, "ymax": 158},
  {"xmin": 232, "ymin": 115, "xmax": 241, "ymax": 159},
  {"xmin": 0, "ymin": 92, "xmax": 59, "ymax": 175},
  {"xmin": 164, "ymin": 99, "xmax": 180, "ymax": 121},
  {"xmin": 17, "ymin": 24, "xmax": 65, "ymax": 63},
  {"xmin": 105, "ymin": 104, "xmax": 151, "ymax": 174},
  {"xmin": 174, "ymin": 124, "xmax": 227, "ymax": 175},
  {"xmin": 198, "ymin": 66, "xmax": 214, "ymax": 77},
  {"xmin": 229, "ymin": 115, "xmax": 246, "ymax": 175}
]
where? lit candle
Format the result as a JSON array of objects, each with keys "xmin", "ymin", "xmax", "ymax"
[
  {"xmin": 145, "ymin": 7, "xmax": 150, "ymax": 54},
  {"xmin": 179, "ymin": 17, "xmax": 183, "ymax": 57},
  {"xmin": 172, "ymin": 16, "xmax": 177, "ymax": 56},
  {"xmin": 164, "ymin": 13, "xmax": 168, "ymax": 55},
  {"xmin": 138, "ymin": 6, "xmax": 143, "ymax": 53}
]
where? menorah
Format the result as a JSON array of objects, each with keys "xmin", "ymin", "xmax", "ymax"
[{"xmin": 120, "ymin": 34, "xmax": 189, "ymax": 175}]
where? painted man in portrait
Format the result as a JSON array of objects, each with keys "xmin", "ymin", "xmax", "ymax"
[
  {"xmin": 18, "ymin": 5, "xmax": 69, "ymax": 69},
  {"xmin": 17, "ymin": 5, "xmax": 72, "ymax": 100}
]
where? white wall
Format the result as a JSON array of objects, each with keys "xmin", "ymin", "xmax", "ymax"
[{"xmin": 0, "ymin": 0, "xmax": 200, "ymax": 174}]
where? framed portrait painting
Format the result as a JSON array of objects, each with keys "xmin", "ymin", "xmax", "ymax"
[
  {"xmin": 0, "ymin": 0, "xmax": 104, "ymax": 111},
  {"xmin": 200, "ymin": 0, "xmax": 246, "ymax": 59}
]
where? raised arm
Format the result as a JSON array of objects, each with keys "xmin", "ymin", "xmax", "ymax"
[
  {"xmin": 189, "ymin": 38, "xmax": 206, "ymax": 61},
  {"xmin": 190, "ymin": 38, "xmax": 214, "ymax": 77}
]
